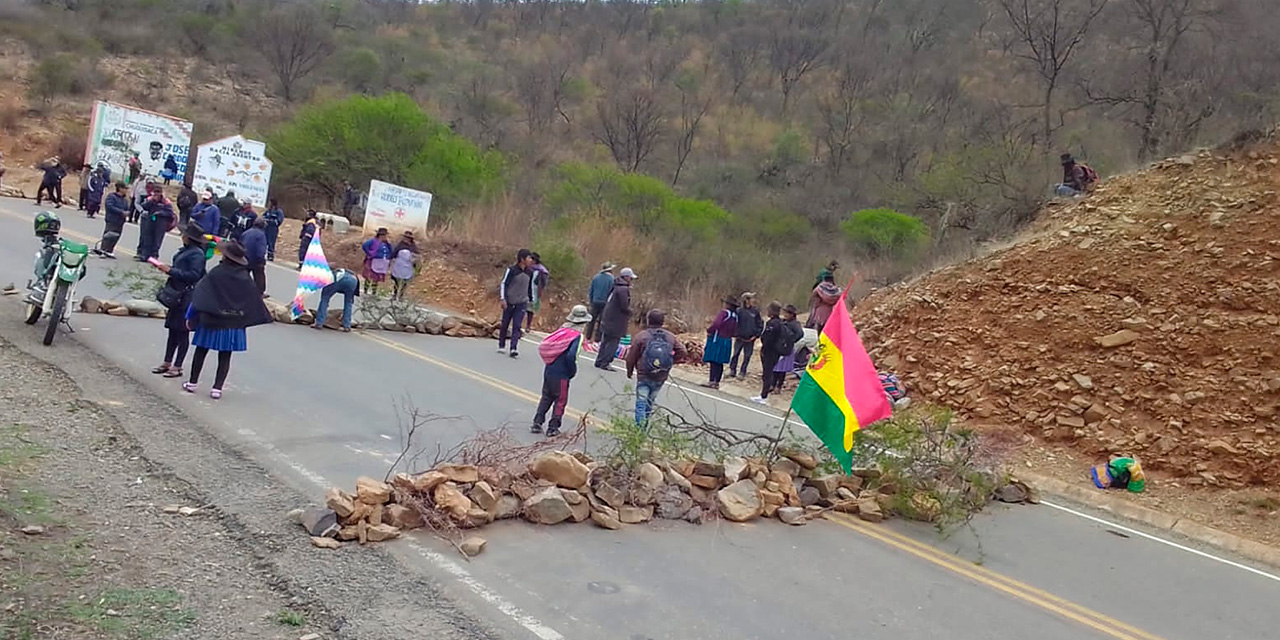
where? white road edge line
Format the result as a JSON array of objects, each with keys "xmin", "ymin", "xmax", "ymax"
[
  {"xmin": 1040, "ymin": 499, "xmax": 1280, "ymax": 583},
  {"xmin": 234, "ymin": 428, "xmax": 566, "ymax": 639}
]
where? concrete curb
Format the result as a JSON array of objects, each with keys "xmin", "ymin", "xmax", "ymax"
[{"xmin": 1019, "ymin": 471, "xmax": 1280, "ymax": 570}]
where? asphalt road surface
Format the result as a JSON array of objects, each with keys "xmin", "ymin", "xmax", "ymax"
[{"xmin": 1, "ymin": 196, "xmax": 1277, "ymax": 640}]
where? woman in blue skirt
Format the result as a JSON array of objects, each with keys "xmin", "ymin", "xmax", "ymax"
[
  {"xmin": 182, "ymin": 241, "xmax": 272, "ymax": 399},
  {"xmin": 700, "ymin": 296, "xmax": 739, "ymax": 390}
]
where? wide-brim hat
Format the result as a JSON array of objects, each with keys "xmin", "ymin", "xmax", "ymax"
[
  {"xmin": 182, "ymin": 224, "xmax": 209, "ymax": 245},
  {"xmin": 220, "ymin": 241, "xmax": 248, "ymax": 265},
  {"xmin": 724, "ymin": 295, "xmax": 740, "ymax": 307},
  {"xmin": 601, "ymin": 262, "xmax": 616, "ymax": 272},
  {"xmin": 566, "ymin": 304, "xmax": 592, "ymax": 324}
]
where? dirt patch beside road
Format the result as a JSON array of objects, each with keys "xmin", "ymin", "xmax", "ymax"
[{"xmin": 0, "ymin": 301, "xmax": 503, "ymax": 639}]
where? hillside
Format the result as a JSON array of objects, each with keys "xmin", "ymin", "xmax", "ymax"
[{"xmin": 852, "ymin": 137, "xmax": 1280, "ymax": 538}]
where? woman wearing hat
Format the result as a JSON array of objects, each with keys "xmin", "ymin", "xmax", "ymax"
[
  {"xmin": 150, "ymin": 224, "xmax": 209, "ymax": 380},
  {"xmin": 361, "ymin": 227, "xmax": 393, "ymax": 296},
  {"xmin": 390, "ymin": 230, "xmax": 419, "ymax": 301},
  {"xmin": 182, "ymin": 241, "xmax": 272, "ymax": 399},
  {"xmin": 701, "ymin": 296, "xmax": 740, "ymax": 389},
  {"xmin": 531, "ymin": 305, "xmax": 592, "ymax": 437}
]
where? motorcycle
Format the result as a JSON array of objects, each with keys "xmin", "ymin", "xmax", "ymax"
[{"xmin": 24, "ymin": 228, "xmax": 89, "ymax": 346}]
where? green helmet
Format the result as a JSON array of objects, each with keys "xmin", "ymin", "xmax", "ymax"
[{"xmin": 33, "ymin": 211, "xmax": 61, "ymax": 238}]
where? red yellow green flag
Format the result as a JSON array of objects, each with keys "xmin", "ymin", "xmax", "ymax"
[{"xmin": 789, "ymin": 291, "xmax": 892, "ymax": 474}]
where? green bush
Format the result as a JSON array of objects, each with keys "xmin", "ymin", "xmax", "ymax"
[
  {"xmin": 336, "ymin": 46, "xmax": 383, "ymax": 93},
  {"xmin": 544, "ymin": 163, "xmax": 729, "ymax": 238},
  {"xmin": 840, "ymin": 208, "xmax": 929, "ymax": 262},
  {"xmin": 267, "ymin": 93, "xmax": 504, "ymax": 215},
  {"xmin": 28, "ymin": 54, "xmax": 101, "ymax": 102},
  {"xmin": 532, "ymin": 236, "xmax": 585, "ymax": 288}
]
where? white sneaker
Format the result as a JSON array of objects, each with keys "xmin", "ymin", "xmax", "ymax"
[{"xmin": 750, "ymin": 396, "xmax": 768, "ymax": 405}]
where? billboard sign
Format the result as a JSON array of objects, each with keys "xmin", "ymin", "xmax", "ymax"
[
  {"xmin": 192, "ymin": 135, "xmax": 273, "ymax": 207},
  {"xmin": 84, "ymin": 101, "xmax": 193, "ymax": 182},
  {"xmin": 363, "ymin": 179, "xmax": 432, "ymax": 236}
]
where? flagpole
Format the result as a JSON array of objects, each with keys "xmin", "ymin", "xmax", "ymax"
[{"xmin": 769, "ymin": 407, "xmax": 793, "ymax": 462}]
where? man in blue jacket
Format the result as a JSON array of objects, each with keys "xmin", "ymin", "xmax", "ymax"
[
  {"xmin": 241, "ymin": 217, "xmax": 269, "ymax": 298},
  {"xmin": 93, "ymin": 182, "xmax": 130, "ymax": 258},
  {"xmin": 260, "ymin": 198, "xmax": 285, "ymax": 261},
  {"xmin": 584, "ymin": 262, "xmax": 615, "ymax": 343},
  {"xmin": 190, "ymin": 191, "xmax": 220, "ymax": 239},
  {"xmin": 138, "ymin": 190, "xmax": 175, "ymax": 261}
]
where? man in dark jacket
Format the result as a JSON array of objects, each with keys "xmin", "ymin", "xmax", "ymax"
[
  {"xmin": 36, "ymin": 158, "xmax": 65, "ymax": 208},
  {"xmin": 260, "ymin": 198, "xmax": 285, "ymax": 261},
  {"xmin": 216, "ymin": 190, "xmax": 239, "ymax": 237},
  {"xmin": 176, "ymin": 181, "xmax": 198, "ymax": 230},
  {"xmin": 93, "ymin": 182, "xmax": 130, "ymax": 258},
  {"xmin": 584, "ymin": 262, "xmax": 615, "ymax": 343},
  {"xmin": 625, "ymin": 309, "xmax": 687, "ymax": 427},
  {"xmin": 230, "ymin": 199, "xmax": 257, "ymax": 241},
  {"xmin": 728, "ymin": 292, "xmax": 763, "ymax": 379},
  {"xmin": 751, "ymin": 301, "xmax": 788, "ymax": 403},
  {"xmin": 497, "ymin": 249, "xmax": 535, "ymax": 358},
  {"xmin": 341, "ymin": 180, "xmax": 358, "ymax": 218},
  {"xmin": 190, "ymin": 191, "xmax": 220, "ymax": 239},
  {"xmin": 138, "ymin": 191, "xmax": 176, "ymax": 261},
  {"xmin": 531, "ymin": 305, "xmax": 591, "ymax": 437},
  {"xmin": 241, "ymin": 218, "xmax": 269, "ymax": 297},
  {"xmin": 297, "ymin": 210, "xmax": 318, "ymax": 268},
  {"xmin": 594, "ymin": 267, "xmax": 637, "ymax": 370}
]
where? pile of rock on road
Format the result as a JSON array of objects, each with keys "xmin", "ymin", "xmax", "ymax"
[
  {"xmin": 79, "ymin": 296, "xmax": 165, "ymax": 318},
  {"xmin": 292, "ymin": 448, "xmax": 931, "ymax": 557}
]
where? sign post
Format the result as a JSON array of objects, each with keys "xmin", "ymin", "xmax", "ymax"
[
  {"xmin": 84, "ymin": 101, "xmax": 193, "ymax": 182},
  {"xmin": 191, "ymin": 135, "xmax": 273, "ymax": 207},
  {"xmin": 363, "ymin": 179, "xmax": 432, "ymax": 236}
]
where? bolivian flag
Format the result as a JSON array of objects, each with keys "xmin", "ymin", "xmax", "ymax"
[{"xmin": 790, "ymin": 291, "xmax": 892, "ymax": 474}]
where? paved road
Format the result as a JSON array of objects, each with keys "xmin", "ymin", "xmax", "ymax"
[{"xmin": 2, "ymin": 196, "xmax": 1278, "ymax": 640}]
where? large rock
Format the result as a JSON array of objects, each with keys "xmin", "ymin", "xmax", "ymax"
[
  {"xmin": 524, "ymin": 487, "xmax": 573, "ymax": 525},
  {"xmin": 436, "ymin": 464, "xmax": 480, "ymax": 484},
  {"xmin": 107, "ymin": 306, "xmax": 129, "ymax": 316},
  {"xmin": 591, "ymin": 509, "xmax": 623, "ymax": 530},
  {"xmin": 780, "ymin": 448, "xmax": 819, "ymax": 470},
  {"xmin": 691, "ymin": 460, "xmax": 725, "ymax": 478},
  {"xmin": 857, "ymin": 496, "xmax": 884, "ymax": 523},
  {"xmin": 325, "ymin": 488, "xmax": 356, "ymax": 518},
  {"xmin": 630, "ymin": 462, "xmax": 665, "ymax": 505},
  {"xmin": 595, "ymin": 482, "xmax": 626, "ymax": 509},
  {"xmin": 311, "ymin": 536, "xmax": 342, "ymax": 550},
  {"xmin": 777, "ymin": 506, "xmax": 807, "ymax": 525},
  {"xmin": 772, "ymin": 458, "xmax": 802, "ymax": 477},
  {"xmin": 386, "ymin": 504, "xmax": 424, "ymax": 530},
  {"xmin": 687, "ymin": 474, "xmax": 721, "ymax": 490},
  {"xmin": 722, "ymin": 456, "xmax": 749, "ymax": 483},
  {"xmin": 798, "ymin": 486, "xmax": 821, "ymax": 507},
  {"xmin": 356, "ymin": 476, "xmax": 393, "ymax": 505},
  {"xmin": 390, "ymin": 473, "xmax": 416, "ymax": 493},
  {"xmin": 433, "ymin": 483, "xmax": 473, "ymax": 519},
  {"xmin": 491, "ymin": 494, "xmax": 521, "ymax": 520},
  {"xmin": 469, "ymin": 481, "xmax": 498, "ymax": 511},
  {"xmin": 300, "ymin": 507, "xmax": 339, "ymax": 537},
  {"xmin": 808, "ymin": 475, "xmax": 841, "ymax": 498},
  {"xmin": 663, "ymin": 468, "xmax": 693, "ymax": 492},
  {"xmin": 528, "ymin": 451, "xmax": 590, "ymax": 489},
  {"xmin": 412, "ymin": 471, "xmax": 448, "ymax": 493},
  {"xmin": 716, "ymin": 480, "xmax": 764, "ymax": 522},
  {"xmin": 423, "ymin": 312, "xmax": 447, "ymax": 335},
  {"xmin": 365, "ymin": 523, "xmax": 401, "ymax": 542},
  {"xmin": 617, "ymin": 505, "xmax": 653, "ymax": 524},
  {"xmin": 124, "ymin": 299, "xmax": 165, "ymax": 316},
  {"xmin": 460, "ymin": 536, "xmax": 487, "ymax": 557},
  {"xmin": 79, "ymin": 296, "xmax": 103, "ymax": 314},
  {"xmin": 1095, "ymin": 330, "xmax": 1141, "ymax": 348},
  {"xmin": 655, "ymin": 486, "xmax": 695, "ymax": 520}
]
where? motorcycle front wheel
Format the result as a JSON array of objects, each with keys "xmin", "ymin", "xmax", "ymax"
[
  {"xmin": 23, "ymin": 302, "xmax": 41, "ymax": 325},
  {"xmin": 43, "ymin": 281, "xmax": 69, "ymax": 346}
]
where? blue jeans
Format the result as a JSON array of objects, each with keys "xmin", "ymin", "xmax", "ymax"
[
  {"xmin": 635, "ymin": 378, "xmax": 665, "ymax": 427},
  {"xmin": 1055, "ymin": 183, "xmax": 1081, "ymax": 197},
  {"xmin": 265, "ymin": 223, "xmax": 279, "ymax": 260},
  {"xmin": 316, "ymin": 275, "xmax": 358, "ymax": 329}
]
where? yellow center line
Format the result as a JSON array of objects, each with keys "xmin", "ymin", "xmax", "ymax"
[{"xmin": 827, "ymin": 513, "xmax": 1166, "ymax": 640}]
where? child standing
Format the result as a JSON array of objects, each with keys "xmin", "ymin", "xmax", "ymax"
[{"xmin": 532, "ymin": 305, "xmax": 592, "ymax": 437}]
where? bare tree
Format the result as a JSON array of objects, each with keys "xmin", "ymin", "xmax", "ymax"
[
  {"xmin": 671, "ymin": 66, "xmax": 714, "ymax": 186},
  {"xmin": 595, "ymin": 85, "xmax": 665, "ymax": 173},
  {"xmin": 257, "ymin": 3, "xmax": 335, "ymax": 102},
  {"xmin": 816, "ymin": 52, "xmax": 873, "ymax": 177},
  {"xmin": 1126, "ymin": 0, "xmax": 1219, "ymax": 160},
  {"xmin": 998, "ymin": 0, "xmax": 1109, "ymax": 151}
]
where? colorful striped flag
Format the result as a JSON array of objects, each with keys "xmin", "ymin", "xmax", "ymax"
[
  {"xmin": 290, "ymin": 229, "xmax": 335, "ymax": 319},
  {"xmin": 789, "ymin": 291, "xmax": 892, "ymax": 474}
]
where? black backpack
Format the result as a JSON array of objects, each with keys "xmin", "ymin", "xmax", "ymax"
[
  {"xmin": 640, "ymin": 330, "xmax": 675, "ymax": 375},
  {"xmin": 775, "ymin": 321, "xmax": 802, "ymax": 355}
]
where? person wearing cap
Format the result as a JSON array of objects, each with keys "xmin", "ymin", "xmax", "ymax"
[
  {"xmin": 241, "ymin": 217, "xmax": 270, "ymax": 298},
  {"xmin": 182, "ymin": 240, "xmax": 272, "ymax": 400},
  {"xmin": 526, "ymin": 252, "xmax": 550, "ymax": 329},
  {"xmin": 701, "ymin": 296, "xmax": 740, "ymax": 389},
  {"xmin": 84, "ymin": 165, "xmax": 107, "ymax": 219},
  {"xmin": 585, "ymin": 262, "xmax": 616, "ymax": 343},
  {"xmin": 728, "ymin": 292, "xmax": 762, "ymax": 380},
  {"xmin": 176, "ymin": 180, "xmax": 198, "ymax": 230},
  {"xmin": 297, "ymin": 210, "xmax": 318, "ymax": 268},
  {"xmin": 137, "ymin": 187, "xmax": 176, "ymax": 261},
  {"xmin": 313, "ymin": 267, "xmax": 360, "ymax": 332},
  {"xmin": 260, "ymin": 198, "xmax": 285, "ymax": 261},
  {"xmin": 191, "ymin": 190, "xmax": 221, "ymax": 241},
  {"xmin": 1057, "ymin": 153, "xmax": 1098, "ymax": 196},
  {"xmin": 230, "ymin": 198, "xmax": 257, "ymax": 240},
  {"xmin": 497, "ymin": 248, "xmax": 536, "ymax": 357},
  {"xmin": 361, "ymin": 227, "xmax": 394, "ymax": 295},
  {"xmin": 216, "ymin": 189, "xmax": 239, "ymax": 234},
  {"xmin": 149, "ymin": 224, "xmax": 209, "ymax": 381},
  {"xmin": 625, "ymin": 309, "xmax": 687, "ymax": 427},
  {"xmin": 594, "ymin": 267, "xmax": 637, "ymax": 370},
  {"xmin": 531, "ymin": 304, "xmax": 592, "ymax": 437},
  {"xmin": 93, "ymin": 181, "xmax": 130, "ymax": 258}
]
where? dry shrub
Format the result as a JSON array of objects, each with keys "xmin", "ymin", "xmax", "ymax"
[
  {"xmin": 445, "ymin": 193, "xmax": 533, "ymax": 247},
  {"xmin": 0, "ymin": 96, "xmax": 23, "ymax": 133},
  {"xmin": 52, "ymin": 130, "xmax": 87, "ymax": 170}
]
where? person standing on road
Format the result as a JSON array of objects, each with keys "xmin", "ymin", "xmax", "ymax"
[
  {"xmin": 93, "ymin": 182, "xmax": 130, "ymax": 258},
  {"xmin": 584, "ymin": 262, "xmax": 615, "ymax": 343},
  {"xmin": 138, "ymin": 188, "xmax": 175, "ymax": 261},
  {"xmin": 701, "ymin": 296, "xmax": 739, "ymax": 390},
  {"xmin": 751, "ymin": 301, "xmax": 793, "ymax": 404},
  {"xmin": 526, "ymin": 252, "xmax": 549, "ymax": 330},
  {"xmin": 127, "ymin": 152, "xmax": 142, "ymax": 185},
  {"xmin": 150, "ymin": 225, "xmax": 208, "ymax": 380},
  {"xmin": 241, "ymin": 218, "xmax": 269, "ymax": 298},
  {"xmin": 727, "ymin": 292, "xmax": 762, "ymax": 380},
  {"xmin": 497, "ymin": 249, "xmax": 535, "ymax": 358},
  {"xmin": 216, "ymin": 189, "xmax": 239, "ymax": 237},
  {"xmin": 182, "ymin": 241, "xmax": 272, "ymax": 400},
  {"xmin": 176, "ymin": 180, "xmax": 198, "ymax": 230},
  {"xmin": 160, "ymin": 154, "xmax": 180, "ymax": 185},
  {"xmin": 594, "ymin": 267, "xmax": 636, "ymax": 370},
  {"xmin": 297, "ymin": 210, "xmax": 318, "ymax": 268},
  {"xmin": 77, "ymin": 164, "xmax": 92, "ymax": 211},
  {"xmin": 390, "ymin": 230, "xmax": 420, "ymax": 300},
  {"xmin": 128, "ymin": 177, "xmax": 149, "ymax": 224},
  {"xmin": 230, "ymin": 199, "xmax": 257, "ymax": 241},
  {"xmin": 531, "ymin": 305, "xmax": 592, "ymax": 437},
  {"xmin": 261, "ymin": 198, "xmax": 284, "ymax": 261},
  {"xmin": 772, "ymin": 305, "xmax": 806, "ymax": 394},
  {"xmin": 361, "ymin": 227, "xmax": 393, "ymax": 296},
  {"xmin": 625, "ymin": 309, "xmax": 686, "ymax": 428},
  {"xmin": 313, "ymin": 267, "xmax": 360, "ymax": 332},
  {"xmin": 35, "ymin": 157, "xmax": 65, "ymax": 208},
  {"xmin": 190, "ymin": 190, "xmax": 220, "ymax": 240},
  {"xmin": 84, "ymin": 167, "xmax": 107, "ymax": 220}
]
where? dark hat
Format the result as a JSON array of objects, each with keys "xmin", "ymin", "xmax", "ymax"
[
  {"xmin": 783, "ymin": 304, "xmax": 798, "ymax": 316},
  {"xmin": 376, "ymin": 227, "xmax": 389, "ymax": 237},
  {"xmin": 1061, "ymin": 153, "xmax": 1076, "ymax": 165},
  {"xmin": 724, "ymin": 295, "xmax": 740, "ymax": 307},
  {"xmin": 220, "ymin": 240, "xmax": 248, "ymax": 265},
  {"xmin": 182, "ymin": 223, "xmax": 208, "ymax": 245}
]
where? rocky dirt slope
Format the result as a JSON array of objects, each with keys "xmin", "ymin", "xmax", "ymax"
[{"xmin": 854, "ymin": 142, "xmax": 1280, "ymax": 492}]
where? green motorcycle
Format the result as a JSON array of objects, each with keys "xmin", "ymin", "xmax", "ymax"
[{"xmin": 24, "ymin": 211, "xmax": 88, "ymax": 346}]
